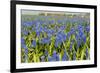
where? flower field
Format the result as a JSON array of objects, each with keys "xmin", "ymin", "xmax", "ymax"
[{"xmin": 21, "ymin": 11, "xmax": 90, "ymax": 63}]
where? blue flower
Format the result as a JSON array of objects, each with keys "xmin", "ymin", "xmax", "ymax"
[
  {"xmin": 82, "ymin": 35, "xmax": 86, "ymax": 43},
  {"xmin": 79, "ymin": 31, "xmax": 84, "ymax": 38},
  {"xmin": 75, "ymin": 34, "xmax": 81, "ymax": 49},
  {"xmin": 52, "ymin": 51, "xmax": 60, "ymax": 61},
  {"xmin": 77, "ymin": 40, "xmax": 81, "ymax": 49},
  {"xmin": 79, "ymin": 31, "xmax": 86, "ymax": 43},
  {"xmin": 70, "ymin": 27, "xmax": 75, "ymax": 34},
  {"xmin": 62, "ymin": 50, "xmax": 69, "ymax": 61},
  {"xmin": 55, "ymin": 40, "xmax": 60, "ymax": 48},
  {"xmin": 86, "ymin": 25, "xmax": 90, "ymax": 32},
  {"xmin": 86, "ymin": 48, "xmax": 89, "ymax": 59},
  {"xmin": 61, "ymin": 33, "xmax": 67, "ymax": 42},
  {"xmin": 35, "ymin": 22, "xmax": 40, "ymax": 30},
  {"xmin": 77, "ymin": 25, "xmax": 84, "ymax": 34},
  {"xmin": 35, "ymin": 25, "xmax": 44, "ymax": 37},
  {"xmin": 39, "ymin": 26, "xmax": 43, "ymax": 32},
  {"xmin": 51, "ymin": 50, "xmax": 57, "ymax": 61},
  {"xmin": 22, "ymin": 43, "xmax": 26, "ymax": 49},
  {"xmin": 47, "ymin": 29, "xmax": 55, "ymax": 37},
  {"xmin": 53, "ymin": 50, "xmax": 57, "ymax": 57},
  {"xmin": 55, "ymin": 31, "xmax": 67, "ymax": 47},
  {"xmin": 77, "ymin": 25, "xmax": 83, "ymax": 31},
  {"xmin": 56, "ymin": 53, "xmax": 60, "ymax": 61},
  {"xmin": 57, "ymin": 31, "xmax": 67, "ymax": 42},
  {"xmin": 21, "ymin": 38, "xmax": 25, "ymax": 44},
  {"xmin": 48, "ymin": 55, "xmax": 53, "ymax": 62},
  {"xmin": 21, "ymin": 38, "xmax": 27, "ymax": 50},
  {"xmin": 60, "ymin": 25, "xmax": 66, "ymax": 30},
  {"xmin": 55, "ymin": 36, "xmax": 62, "ymax": 47},
  {"xmin": 77, "ymin": 25, "xmax": 87, "ymax": 43},
  {"xmin": 36, "ymin": 30, "xmax": 40, "ymax": 37},
  {"xmin": 22, "ymin": 21, "xmax": 33, "ymax": 27},
  {"xmin": 43, "ymin": 27, "xmax": 47, "ymax": 32},
  {"xmin": 67, "ymin": 32, "xmax": 71, "ymax": 39},
  {"xmin": 40, "ymin": 37, "xmax": 51, "ymax": 44},
  {"xmin": 32, "ymin": 40, "xmax": 36, "ymax": 47},
  {"xmin": 78, "ymin": 27, "xmax": 84, "ymax": 37}
]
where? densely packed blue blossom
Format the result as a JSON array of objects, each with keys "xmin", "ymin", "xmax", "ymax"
[{"xmin": 21, "ymin": 13, "xmax": 90, "ymax": 63}]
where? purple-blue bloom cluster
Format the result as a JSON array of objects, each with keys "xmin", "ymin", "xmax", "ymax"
[
  {"xmin": 32, "ymin": 40, "xmax": 36, "ymax": 47},
  {"xmin": 21, "ymin": 13, "xmax": 90, "ymax": 63},
  {"xmin": 62, "ymin": 50, "xmax": 69, "ymax": 61}
]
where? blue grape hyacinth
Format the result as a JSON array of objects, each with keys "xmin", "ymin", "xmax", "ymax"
[
  {"xmin": 40, "ymin": 37, "xmax": 51, "ymax": 44},
  {"xmin": 62, "ymin": 50, "xmax": 69, "ymax": 61},
  {"xmin": 32, "ymin": 40, "xmax": 36, "ymax": 47},
  {"xmin": 86, "ymin": 25, "xmax": 90, "ymax": 32}
]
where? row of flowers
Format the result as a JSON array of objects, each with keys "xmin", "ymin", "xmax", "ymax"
[{"xmin": 21, "ymin": 15, "xmax": 90, "ymax": 63}]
